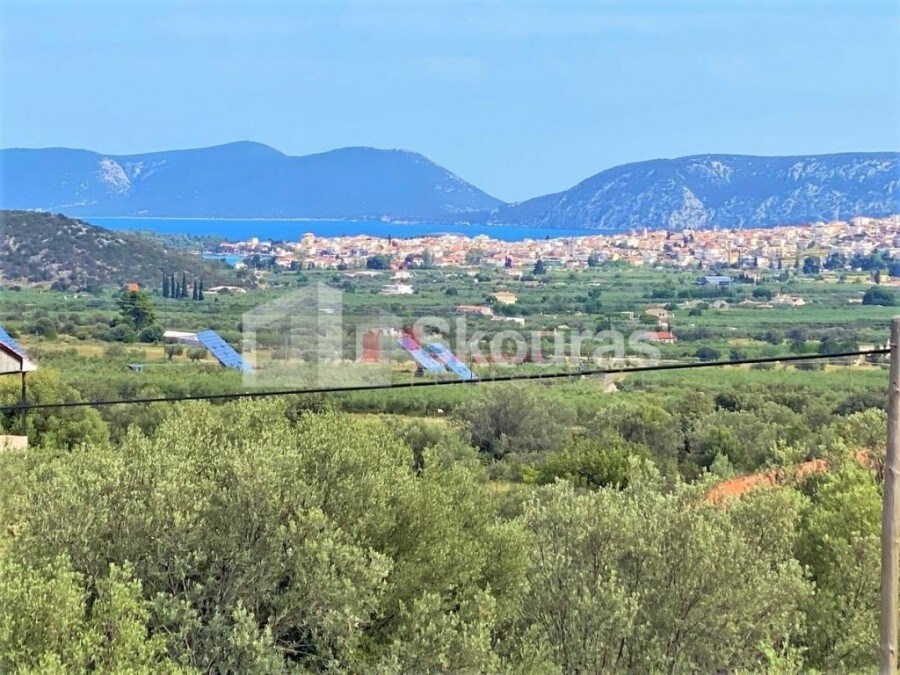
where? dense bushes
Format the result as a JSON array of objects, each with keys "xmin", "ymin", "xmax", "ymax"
[
  {"xmin": 795, "ymin": 462, "xmax": 881, "ymax": 670},
  {"xmin": 4, "ymin": 399, "xmax": 880, "ymax": 672},
  {"xmin": 0, "ymin": 371, "xmax": 108, "ymax": 449},
  {"xmin": 520, "ymin": 481, "xmax": 809, "ymax": 672},
  {"xmin": 530, "ymin": 435, "xmax": 644, "ymax": 489},
  {"xmin": 0, "ymin": 351, "xmax": 889, "ymax": 671},
  {"xmin": 1, "ymin": 404, "xmax": 527, "ymax": 672},
  {"xmin": 454, "ymin": 384, "xmax": 573, "ymax": 458},
  {"xmin": 862, "ymin": 285, "xmax": 896, "ymax": 306}
]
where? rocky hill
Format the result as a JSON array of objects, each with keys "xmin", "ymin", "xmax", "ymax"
[
  {"xmin": 484, "ymin": 152, "xmax": 900, "ymax": 230},
  {"xmin": 0, "ymin": 142, "xmax": 502, "ymax": 220},
  {"xmin": 0, "ymin": 211, "xmax": 236, "ymax": 289}
]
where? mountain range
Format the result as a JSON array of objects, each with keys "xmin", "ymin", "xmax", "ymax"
[
  {"xmin": 0, "ymin": 142, "xmax": 501, "ymax": 221},
  {"xmin": 484, "ymin": 152, "xmax": 900, "ymax": 230},
  {"xmin": 1, "ymin": 143, "xmax": 897, "ymax": 229}
]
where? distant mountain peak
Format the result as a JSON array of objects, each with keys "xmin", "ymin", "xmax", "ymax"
[
  {"xmin": 486, "ymin": 151, "xmax": 900, "ymax": 230},
  {"xmin": 0, "ymin": 143, "xmax": 502, "ymax": 220},
  {"xmin": 191, "ymin": 140, "xmax": 285, "ymax": 155}
]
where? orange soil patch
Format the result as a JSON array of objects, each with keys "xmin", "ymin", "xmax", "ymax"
[
  {"xmin": 708, "ymin": 459, "xmax": 828, "ymax": 503},
  {"xmin": 708, "ymin": 451, "xmax": 870, "ymax": 504}
]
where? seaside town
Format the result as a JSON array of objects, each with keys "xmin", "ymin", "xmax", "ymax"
[{"xmin": 212, "ymin": 216, "xmax": 900, "ymax": 278}]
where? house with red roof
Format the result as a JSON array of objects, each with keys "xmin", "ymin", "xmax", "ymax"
[{"xmin": 647, "ymin": 331, "xmax": 677, "ymax": 344}]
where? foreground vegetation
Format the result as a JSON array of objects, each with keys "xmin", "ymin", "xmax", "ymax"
[{"xmin": 0, "ymin": 377, "xmax": 889, "ymax": 672}]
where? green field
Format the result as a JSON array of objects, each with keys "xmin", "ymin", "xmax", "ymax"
[{"xmin": 2, "ymin": 262, "xmax": 894, "ymax": 407}]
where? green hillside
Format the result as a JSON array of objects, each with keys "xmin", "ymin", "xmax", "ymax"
[{"xmin": 0, "ymin": 210, "xmax": 238, "ymax": 289}]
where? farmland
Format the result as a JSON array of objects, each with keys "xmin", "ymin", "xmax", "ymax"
[{"xmin": 0, "ymin": 258, "xmax": 895, "ymax": 672}]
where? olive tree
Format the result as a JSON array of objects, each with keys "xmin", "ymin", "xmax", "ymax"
[
  {"xmin": 516, "ymin": 479, "xmax": 810, "ymax": 673},
  {"xmin": 454, "ymin": 385, "xmax": 572, "ymax": 459},
  {"xmin": 3, "ymin": 401, "xmax": 528, "ymax": 672}
]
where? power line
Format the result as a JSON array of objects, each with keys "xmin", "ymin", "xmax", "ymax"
[{"xmin": 0, "ymin": 348, "xmax": 888, "ymax": 414}]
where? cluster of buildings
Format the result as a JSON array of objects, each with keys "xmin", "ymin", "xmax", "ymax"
[{"xmin": 214, "ymin": 216, "xmax": 900, "ymax": 274}]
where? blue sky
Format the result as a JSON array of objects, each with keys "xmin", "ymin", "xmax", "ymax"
[{"xmin": 2, "ymin": 0, "xmax": 899, "ymax": 202}]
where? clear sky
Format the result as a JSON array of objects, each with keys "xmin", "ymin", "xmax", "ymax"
[{"xmin": 1, "ymin": 0, "xmax": 899, "ymax": 202}]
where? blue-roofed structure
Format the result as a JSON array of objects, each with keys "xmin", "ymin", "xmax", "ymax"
[
  {"xmin": 0, "ymin": 326, "xmax": 27, "ymax": 359},
  {"xmin": 424, "ymin": 342, "xmax": 477, "ymax": 381},
  {"xmin": 397, "ymin": 334, "xmax": 446, "ymax": 374},
  {"xmin": 0, "ymin": 325, "xmax": 37, "ymax": 374},
  {"xmin": 196, "ymin": 329, "xmax": 253, "ymax": 373}
]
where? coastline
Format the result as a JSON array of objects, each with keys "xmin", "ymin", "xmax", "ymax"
[
  {"xmin": 82, "ymin": 216, "xmax": 616, "ymax": 243},
  {"xmin": 82, "ymin": 215, "xmax": 623, "ymax": 231}
]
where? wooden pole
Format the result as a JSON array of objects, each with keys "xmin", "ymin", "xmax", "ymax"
[
  {"xmin": 880, "ymin": 316, "xmax": 900, "ymax": 673},
  {"xmin": 20, "ymin": 371, "xmax": 26, "ymax": 436}
]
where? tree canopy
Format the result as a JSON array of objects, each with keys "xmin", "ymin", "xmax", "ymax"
[
  {"xmin": 0, "ymin": 385, "xmax": 890, "ymax": 672},
  {"xmin": 862, "ymin": 285, "xmax": 896, "ymax": 306},
  {"xmin": 118, "ymin": 289, "xmax": 156, "ymax": 330}
]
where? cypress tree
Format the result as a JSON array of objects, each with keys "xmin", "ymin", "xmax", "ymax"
[
  {"xmin": 169, "ymin": 273, "xmax": 176, "ymax": 299},
  {"xmin": 181, "ymin": 273, "xmax": 189, "ymax": 299},
  {"xmin": 163, "ymin": 274, "xmax": 170, "ymax": 298},
  {"xmin": 192, "ymin": 280, "xmax": 199, "ymax": 301},
  {"xmin": 198, "ymin": 279, "xmax": 204, "ymax": 301}
]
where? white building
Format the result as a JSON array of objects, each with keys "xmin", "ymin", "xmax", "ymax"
[{"xmin": 381, "ymin": 284, "xmax": 414, "ymax": 295}]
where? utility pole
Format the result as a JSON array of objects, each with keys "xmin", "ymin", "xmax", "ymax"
[
  {"xmin": 20, "ymin": 371, "xmax": 26, "ymax": 436},
  {"xmin": 880, "ymin": 315, "xmax": 900, "ymax": 673}
]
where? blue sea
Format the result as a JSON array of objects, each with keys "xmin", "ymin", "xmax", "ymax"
[
  {"xmin": 201, "ymin": 254, "xmax": 245, "ymax": 266},
  {"xmin": 84, "ymin": 217, "xmax": 608, "ymax": 242}
]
